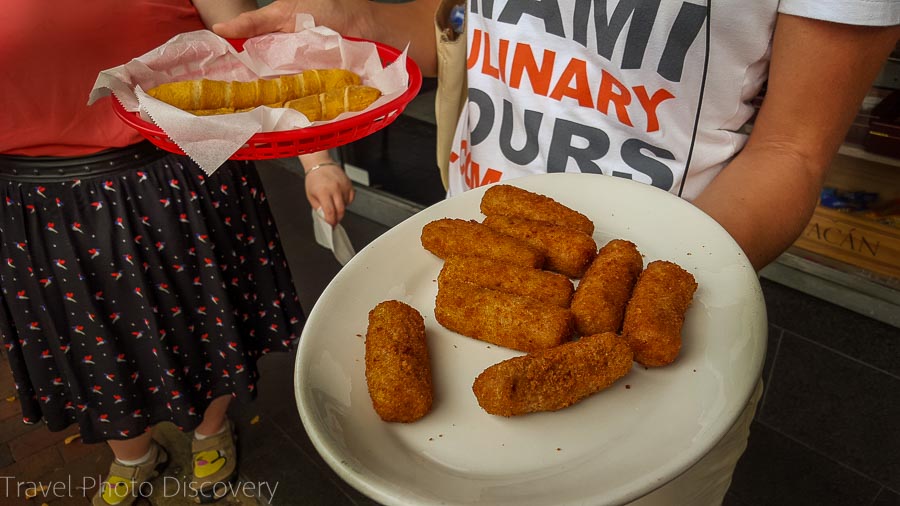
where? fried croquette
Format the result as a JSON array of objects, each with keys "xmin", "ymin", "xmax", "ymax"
[
  {"xmin": 481, "ymin": 215, "xmax": 596, "ymax": 278},
  {"xmin": 571, "ymin": 239, "xmax": 643, "ymax": 336},
  {"xmin": 472, "ymin": 332, "xmax": 633, "ymax": 416},
  {"xmin": 434, "ymin": 280, "xmax": 574, "ymax": 352},
  {"xmin": 438, "ymin": 255, "xmax": 574, "ymax": 308},
  {"xmin": 480, "ymin": 184, "xmax": 595, "ymax": 236},
  {"xmin": 421, "ymin": 218, "xmax": 544, "ymax": 269},
  {"xmin": 365, "ymin": 300, "xmax": 433, "ymax": 422},
  {"xmin": 621, "ymin": 260, "xmax": 698, "ymax": 367}
]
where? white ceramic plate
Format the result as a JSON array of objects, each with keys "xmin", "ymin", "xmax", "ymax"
[{"xmin": 294, "ymin": 173, "xmax": 766, "ymax": 506}]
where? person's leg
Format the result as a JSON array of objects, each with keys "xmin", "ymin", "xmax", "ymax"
[
  {"xmin": 107, "ymin": 431, "xmax": 153, "ymax": 462},
  {"xmin": 194, "ymin": 395, "xmax": 232, "ymax": 437},
  {"xmin": 191, "ymin": 395, "xmax": 239, "ymax": 501}
]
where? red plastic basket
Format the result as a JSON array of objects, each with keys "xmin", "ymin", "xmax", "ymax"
[{"xmin": 111, "ymin": 38, "xmax": 423, "ymax": 160}]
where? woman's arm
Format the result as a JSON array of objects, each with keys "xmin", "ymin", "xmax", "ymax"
[
  {"xmin": 692, "ymin": 15, "xmax": 899, "ymax": 270},
  {"xmin": 192, "ymin": 0, "xmax": 260, "ymax": 28},
  {"xmin": 300, "ymin": 151, "xmax": 355, "ymax": 226},
  {"xmin": 211, "ymin": 0, "xmax": 443, "ymax": 76}
]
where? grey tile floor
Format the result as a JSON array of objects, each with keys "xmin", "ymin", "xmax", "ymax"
[{"xmin": 237, "ymin": 158, "xmax": 900, "ymax": 506}]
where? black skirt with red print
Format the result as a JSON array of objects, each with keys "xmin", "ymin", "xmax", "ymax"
[{"xmin": 0, "ymin": 142, "xmax": 304, "ymax": 443}]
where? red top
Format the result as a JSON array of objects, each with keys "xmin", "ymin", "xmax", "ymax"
[{"xmin": 0, "ymin": 0, "xmax": 206, "ymax": 156}]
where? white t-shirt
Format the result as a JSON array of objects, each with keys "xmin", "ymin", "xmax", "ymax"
[{"xmin": 447, "ymin": 0, "xmax": 900, "ymax": 199}]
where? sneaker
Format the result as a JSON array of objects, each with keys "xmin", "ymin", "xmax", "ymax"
[
  {"xmin": 92, "ymin": 441, "xmax": 169, "ymax": 506},
  {"xmin": 190, "ymin": 421, "xmax": 238, "ymax": 503}
]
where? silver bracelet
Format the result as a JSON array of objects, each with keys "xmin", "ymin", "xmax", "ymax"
[{"xmin": 305, "ymin": 161, "xmax": 341, "ymax": 175}]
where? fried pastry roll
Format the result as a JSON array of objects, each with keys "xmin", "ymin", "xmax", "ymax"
[
  {"xmin": 480, "ymin": 184, "xmax": 594, "ymax": 236},
  {"xmin": 438, "ymin": 255, "xmax": 574, "ymax": 308},
  {"xmin": 284, "ymin": 85, "xmax": 381, "ymax": 121},
  {"xmin": 365, "ymin": 300, "xmax": 433, "ymax": 422},
  {"xmin": 421, "ymin": 218, "xmax": 544, "ymax": 269},
  {"xmin": 147, "ymin": 68, "xmax": 361, "ymax": 111},
  {"xmin": 472, "ymin": 332, "xmax": 633, "ymax": 416},
  {"xmin": 434, "ymin": 280, "xmax": 573, "ymax": 352},
  {"xmin": 621, "ymin": 260, "xmax": 698, "ymax": 367},
  {"xmin": 481, "ymin": 215, "xmax": 596, "ymax": 278},
  {"xmin": 571, "ymin": 239, "xmax": 643, "ymax": 336}
]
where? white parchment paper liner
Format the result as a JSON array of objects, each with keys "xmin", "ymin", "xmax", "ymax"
[{"xmin": 89, "ymin": 14, "xmax": 409, "ymax": 174}]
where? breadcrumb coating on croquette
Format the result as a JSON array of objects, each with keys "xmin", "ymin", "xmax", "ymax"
[
  {"xmin": 480, "ymin": 184, "xmax": 595, "ymax": 236},
  {"xmin": 365, "ymin": 300, "xmax": 433, "ymax": 422},
  {"xmin": 472, "ymin": 332, "xmax": 633, "ymax": 416},
  {"xmin": 439, "ymin": 255, "xmax": 574, "ymax": 308},
  {"xmin": 621, "ymin": 261, "xmax": 698, "ymax": 367},
  {"xmin": 571, "ymin": 239, "xmax": 643, "ymax": 336},
  {"xmin": 481, "ymin": 215, "xmax": 596, "ymax": 278},
  {"xmin": 434, "ymin": 280, "xmax": 574, "ymax": 352},
  {"xmin": 420, "ymin": 218, "xmax": 545, "ymax": 268}
]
